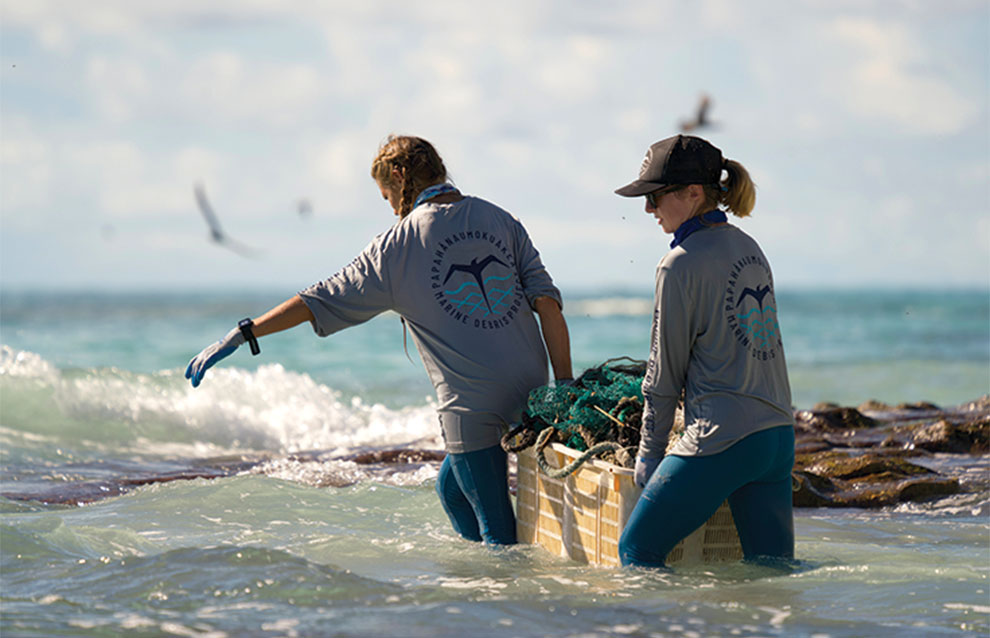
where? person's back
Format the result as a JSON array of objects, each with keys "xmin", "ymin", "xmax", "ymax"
[
  {"xmin": 647, "ymin": 223, "xmax": 792, "ymax": 457},
  {"xmin": 394, "ymin": 197, "xmax": 557, "ymax": 429},
  {"xmin": 303, "ymin": 193, "xmax": 561, "ymax": 453}
]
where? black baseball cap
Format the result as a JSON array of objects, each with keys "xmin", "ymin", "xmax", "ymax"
[{"xmin": 615, "ymin": 134, "xmax": 723, "ymax": 197}]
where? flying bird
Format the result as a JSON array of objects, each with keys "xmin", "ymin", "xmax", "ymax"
[
  {"xmin": 193, "ymin": 182, "xmax": 262, "ymax": 258},
  {"xmin": 297, "ymin": 198, "xmax": 313, "ymax": 218},
  {"xmin": 679, "ymin": 93, "xmax": 717, "ymax": 132},
  {"xmin": 443, "ymin": 254, "xmax": 509, "ymax": 312}
]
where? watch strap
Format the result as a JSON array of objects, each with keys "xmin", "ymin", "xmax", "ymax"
[{"xmin": 238, "ymin": 318, "xmax": 261, "ymax": 356}]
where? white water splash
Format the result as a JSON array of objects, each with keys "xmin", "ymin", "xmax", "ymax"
[
  {"xmin": 248, "ymin": 457, "xmax": 440, "ymax": 488},
  {"xmin": 0, "ymin": 345, "xmax": 58, "ymax": 381},
  {"xmin": 2, "ymin": 347, "xmax": 442, "ymax": 456}
]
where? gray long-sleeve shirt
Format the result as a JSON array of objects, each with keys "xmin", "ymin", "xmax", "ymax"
[
  {"xmin": 299, "ymin": 195, "xmax": 561, "ymax": 453},
  {"xmin": 639, "ymin": 224, "xmax": 793, "ymax": 459}
]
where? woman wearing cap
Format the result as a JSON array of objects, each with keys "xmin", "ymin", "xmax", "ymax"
[
  {"xmin": 614, "ymin": 135, "xmax": 795, "ymax": 568},
  {"xmin": 185, "ymin": 134, "xmax": 573, "ymax": 546}
]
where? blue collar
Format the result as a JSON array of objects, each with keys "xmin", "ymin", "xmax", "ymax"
[
  {"xmin": 670, "ymin": 209, "xmax": 727, "ymax": 248},
  {"xmin": 414, "ymin": 183, "xmax": 458, "ymax": 208}
]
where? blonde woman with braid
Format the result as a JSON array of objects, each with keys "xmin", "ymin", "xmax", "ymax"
[
  {"xmin": 614, "ymin": 135, "xmax": 795, "ymax": 568},
  {"xmin": 186, "ymin": 135, "xmax": 572, "ymax": 545}
]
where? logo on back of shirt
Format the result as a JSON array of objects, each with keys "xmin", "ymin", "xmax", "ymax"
[
  {"xmin": 443, "ymin": 255, "xmax": 509, "ymax": 312},
  {"xmin": 724, "ymin": 255, "xmax": 781, "ymax": 361},
  {"xmin": 429, "ymin": 230, "xmax": 524, "ymax": 330}
]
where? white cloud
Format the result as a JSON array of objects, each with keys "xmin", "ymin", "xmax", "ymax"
[
  {"xmin": 698, "ymin": 0, "xmax": 748, "ymax": 30},
  {"xmin": 535, "ymin": 35, "xmax": 609, "ymax": 101},
  {"xmin": 51, "ymin": 142, "xmax": 230, "ymax": 221},
  {"xmin": 0, "ymin": 1, "xmax": 986, "ymax": 290},
  {"xmin": 68, "ymin": 141, "xmax": 159, "ymax": 217},
  {"xmin": 180, "ymin": 52, "xmax": 325, "ymax": 127},
  {"xmin": 957, "ymin": 162, "xmax": 990, "ymax": 190},
  {"xmin": 37, "ymin": 22, "xmax": 71, "ymax": 52},
  {"xmin": 615, "ymin": 107, "xmax": 651, "ymax": 135},
  {"xmin": 174, "ymin": 147, "xmax": 225, "ymax": 184},
  {"xmin": 525, "ymin": 216, "xmax": 641, "ymax": 250},
  {"xmin": 85, "ymin": 56, "xmax": 151, "ymax": 122},
  {"xmin": 307, "ymin": 133, "xmax": 375, "ymax": 208},
  {"xmin": 0, "ymin": 131, "xmax": 53, "ymax": 211},
  {"xmin": 824, "ymin": 17, "xmax": 979, "ymax": 135}
]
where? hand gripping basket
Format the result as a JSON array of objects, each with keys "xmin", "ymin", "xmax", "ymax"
[{"xmin": 516, "ymin": 442, "xmax": 743, "ymax": 566}]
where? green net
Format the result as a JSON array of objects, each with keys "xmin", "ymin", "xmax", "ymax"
[{"xmin": 521, "ymin": 357, "xmax": 646, "ymax": 458}]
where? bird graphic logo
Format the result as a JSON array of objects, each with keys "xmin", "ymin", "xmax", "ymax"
[
  {"xmin": 443, "ymin": 255, "xmax": 509, "ymax": 312},
  {"xmin": 725, "ymin": 260, "xmax": 782, "ymax": 359},
  {"xmin": 733, "ymin": 282, "xmax": 779, "ymax": 351},
  {"xmin": 736, "ymin": 284, "xmax": 772, "ymax": 311}
]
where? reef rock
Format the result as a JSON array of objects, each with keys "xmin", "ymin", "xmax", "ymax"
[
  {"xmin": 792, "ymin": 449, "xmax": 960, "ymax": 508},
  {"xmin": 790, "ymin": 396, "xmax": 989, "ymax": 508},
  {"xmin": 904, "ymin": 417, "xmax": 990, "ymax": 454},
  {"xmin": 795, "ymin": 406, "xmax": 879, "ymax": 432}
]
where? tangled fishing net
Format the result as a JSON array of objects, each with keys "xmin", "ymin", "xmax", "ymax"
[{"xmin": 501, "ymin": 357, "xmax": 647, "ymax": 476}]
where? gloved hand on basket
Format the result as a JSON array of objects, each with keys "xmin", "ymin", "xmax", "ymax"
[
  {"xmin": 185, "ymin": 326, "xmax": 245, "ymax": 388},
  {"xmin": 634, "ymin": 455, "xmax": 662, "ymax": 489}
]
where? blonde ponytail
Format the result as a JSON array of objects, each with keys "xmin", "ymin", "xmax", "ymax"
[
  {"xmin": 719, "ymin": 159, "xmax": 756, "ymax": 218},
  {"xmin": 699, "ymin": 159, "xmax": 755, "ymax": 218}
]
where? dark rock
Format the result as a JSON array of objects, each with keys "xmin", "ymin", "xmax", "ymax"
[
  {"xmin": 791, "ymin": 470, "xmax": 836, "ymax": 507},
  {"xmin": 957, "ymin": 396, "xmax": 990, "ymax": 413},
  {"xmin": 897, "ymin": 477, "xmax": 961, "ymax": 502},
  {"xmin": 859, "ymin": 399, "xmax": 893, "ymax": 412},
  {"xmin": 880, "ymin": 434, "xmax": 900, "ymax": 448},
  {"xmin": 832, "ymin": 477, "xmax": 960, "ymax": 508},
  {"xmin": 795, "ymin": 438, "xmax": 833, "ymax": 454},
  {"xmin": 812, "ymin": 402, "xmax": 842, "ymax": 411},
  {"xmin": 908, "ymin": 417, "xmax": 990, "ymax": 454},
  {"xmin": 795, "ymin": 407, "xmax": 879, "ymax": 432},
  {"xmin": 346, "ymin": 449, "xmax": 447, "ymax": 464},
  {"xmin": 790, "ymin": 448, "xmax": 963, "ymax": 508},
  {"xmin": 802, "ymin": 452, "xmax": 933, "ymax": 481},
  {"xmin": 896, "ymin": 401, "xmax": 942, "ymax": 411}
]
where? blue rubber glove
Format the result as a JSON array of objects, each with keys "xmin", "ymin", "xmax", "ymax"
[
  {"xmin": 185, "ymin": 327, "xmax": 245, "ymax": 388},
  {"xmin": 634, "ymin": 456, "xmax": 662, "ymax": 489}
]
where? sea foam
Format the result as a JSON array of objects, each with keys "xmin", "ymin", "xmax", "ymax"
[{"xmin": 1, "ymin": 346, "xmax": 443, "ymax": 457}]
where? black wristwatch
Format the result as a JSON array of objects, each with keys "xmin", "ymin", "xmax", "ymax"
[{"xmin": 238, "ymin": 318, "xmax": 261, "ymax": 355}]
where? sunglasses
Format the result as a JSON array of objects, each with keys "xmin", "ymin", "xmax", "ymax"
[{"xmin": 645, "ymin": 185, "xmax": 683, "ymax": 208}]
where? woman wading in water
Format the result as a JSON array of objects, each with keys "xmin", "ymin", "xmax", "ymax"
[
  {"xmin": 614, "ymin": 134, "xmax": 795, "ymax": 567},
  {"xmin": 186, "ymin": 135, "xmax": 572, "ymax": 545}
]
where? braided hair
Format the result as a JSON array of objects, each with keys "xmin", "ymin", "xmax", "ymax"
[{"xmin": 371, "ymin": 135, "xmax": 449, "ymax": 219}]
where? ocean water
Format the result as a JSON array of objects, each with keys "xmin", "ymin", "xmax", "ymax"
[{"xmin": 1, "ymin": 288, "xmax": 988, "ymax": 637}]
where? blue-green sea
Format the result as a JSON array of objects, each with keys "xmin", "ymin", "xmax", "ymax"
[{"xmin": 1, "ymin": 288, "xmax": 988, "ymax": 637}]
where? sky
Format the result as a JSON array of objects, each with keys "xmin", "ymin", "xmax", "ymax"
[{"xmin": 1, "ymin": 0, "xmax": 988, "ymax": 294}]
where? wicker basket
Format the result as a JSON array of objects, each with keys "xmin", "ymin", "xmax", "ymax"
[{"xmin": 516, "ymin": 442, "xmax": 743, "ymax": 566}]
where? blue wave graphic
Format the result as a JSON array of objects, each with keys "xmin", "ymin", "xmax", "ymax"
[
  {"xmin": 737, "ymin": 307, "xmax": 779, "ymax": 349},
  {"xmin": 484, "ymin": 286, "xmax": 515, "ymax": 317},
  {"xmin": 444, "ymin": 274, "xmax": 512, "ymax": 297},
  {"xmin": 445, "ymin": 281, "xmax": 479, "ymax": 296},
  {"xmin": 447, "ymin": 293, "xmax": 487, "ymax": 315},
  {"xmin": 444, "ymin": 281, "xmax": 516, "ymax": 317},
  {"xmin": 737, "ymin": 306, "xmax": 776, "ymax": 322}
]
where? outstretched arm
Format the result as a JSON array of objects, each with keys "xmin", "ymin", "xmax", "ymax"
[
  {"xmin": 533, "ymin": 296, "xmax": 573, "ymax": 382},
  {"xmin": 185, "ymin": 295, "xmax": 315, "ymax": 387},
  {"xmin": 252, "ymin": 295, "xmax": 315, "ymax": 337}
]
